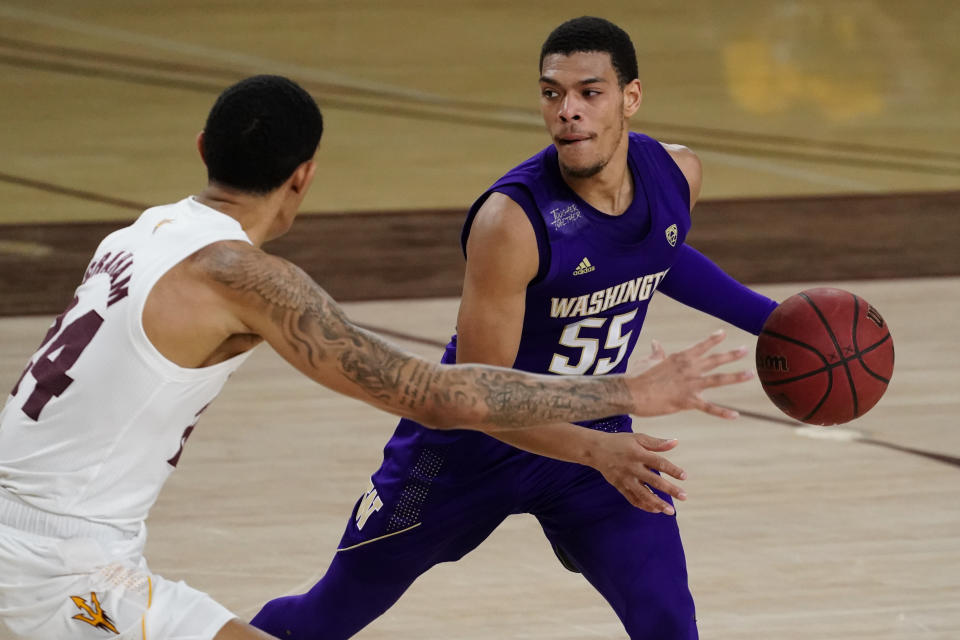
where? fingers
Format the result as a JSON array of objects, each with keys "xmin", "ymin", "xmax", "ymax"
[
  {"xmin": 639, "ymin": 447, "xmax": 687, "ymax": 482},
  {"xmin": 634, "ymin": 433, "xmax": 679, "ymax": 453},
  {"xmin": 622, "ymin": 440, "xmax": 688, "ymax": 514},
  {"xmin": 684, "ymin": 329, "xmax": 727, "ymax": 358},
  {"xmin": 698, "ymin": 345, "xmax": 750, "ymax": 371},
  {"xmin": 641, "ymin": 469, "xmax": 687, "ymax": 502},
  {"xmin": 695, "ymin": 399, "xmax": 740, "ymax": 420},
  {"xmin": 650, "ymin": 339, "xmax": 666, "ymax": 361},
  {"xmin": 622, "ymin": 475, "xmax": 683, "ymax": 515},
  {"xmin": 654, "ymin": 453, "xmax": 688, "ymax": 481},
  {"xmin": 699, "ymin": 370, "xmax": 755, "ymax": 389},
  {"xmin": 631, "ymin": 435, "xmax": 688, "ymax": 479}
]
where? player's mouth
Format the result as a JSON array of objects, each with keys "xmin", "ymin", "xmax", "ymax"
[{"xmin": 556, "ymin": 133, "xmax": 594, "ymax": 146}]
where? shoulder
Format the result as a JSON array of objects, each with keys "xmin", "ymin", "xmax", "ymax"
[
  {"xmin": 659, "ymin": 142, "xmax": 700, "ymax": 173},
  {"xmin": 189, "ymin": 240, "xmax": 316, "ymax": 308},
  {"xmin": 659, "ymin": 142, "xmax": 702, "ymax": 210},
  {"xmin": 469, "ymin": 192, "xmax": 537, "ymax": 252},
  {"xmin": 465, "ymin": 191, "xmax": 540, "ymax": 283},
  {"xmin": 191, "ymin": 240, "xmax": 276, "ymax": 280}
]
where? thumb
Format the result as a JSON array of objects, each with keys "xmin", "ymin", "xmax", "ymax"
[
  {"xmin": 650, "ymin": 339, "xmax": 666, "ymax": 361},
  {"xmin": 635, "ymin": 433, "xmax": 678, "ymax": 452}
]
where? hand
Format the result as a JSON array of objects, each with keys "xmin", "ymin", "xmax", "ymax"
[
  {"xmin": 589, "ymin": 432, "xmax": 687, "ymax": 515},
  {"xmin": 626, "ymin": 330, "xmax": 751, "ymax": 419}
]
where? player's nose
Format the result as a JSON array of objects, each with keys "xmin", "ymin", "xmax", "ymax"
[{"xmin": 558, "ymin": 95, "xmax": 582, "ymax": 121}]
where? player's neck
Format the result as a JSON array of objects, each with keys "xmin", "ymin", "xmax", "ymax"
[
  {"xmin": 194, "ymin": 184, "xmax": 285, "ymax": 247},
  {"xmin": 561, "ymin": 136, "xmax": 632, "ymax": 216}
]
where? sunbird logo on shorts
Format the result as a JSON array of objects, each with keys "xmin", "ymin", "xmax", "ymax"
[{"xmin": 70, "ymin": 591, "xmax": 119, "ymax": 634}]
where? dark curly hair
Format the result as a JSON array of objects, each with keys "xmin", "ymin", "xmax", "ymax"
[
  {"xmin": 202, "ymin": 75, "xmax": 323, "ymax": 194},
  {"xmin": 540, "ymin": 17, "xmax": 639, "ymax": 87}
]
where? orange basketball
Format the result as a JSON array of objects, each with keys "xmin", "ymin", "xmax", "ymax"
[{"xmin": 756, "ymin": 287, "xmax": 894, "ymax": 425}]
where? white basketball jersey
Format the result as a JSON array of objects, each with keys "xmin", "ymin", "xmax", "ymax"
[{"xmin": 0, "ymin": 197, "xmax": 255, "ymax": 532}]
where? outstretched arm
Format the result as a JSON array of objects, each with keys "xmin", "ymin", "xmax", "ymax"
[
  {"xmin": 661, "ymin": 142, "xmax": 778, "ymax": 333},
  {"xmin": 197, "ymin": 240, "xmax": 749, "ymax": 433}
]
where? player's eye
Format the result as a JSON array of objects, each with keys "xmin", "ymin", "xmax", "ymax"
[{"xmin": 541, "ymin": 88, "xmax": 558, "ymax": 98}]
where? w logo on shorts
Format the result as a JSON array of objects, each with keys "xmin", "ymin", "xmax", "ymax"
[{"xmin": 70, "ymin": 592, "xmax": 119, "ymax": 635}]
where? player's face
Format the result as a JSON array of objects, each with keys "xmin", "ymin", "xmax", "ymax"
[{"xmin": 539, "ymin": 51, "xmax": 640, "ymax": 178}]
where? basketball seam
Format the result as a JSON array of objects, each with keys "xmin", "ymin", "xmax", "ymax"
[
  {"xmin": 801, "ymin": 360, "xmax": 833, "ymax": 423},
  {"xmin": 799, "ymin": 292, "xmax": 858, "ymax": 421},
  {"xmin": 757, "ymin": 329, "xmax": 830, "ymax": 386},
  {"xmin": 759, "ymin": 361, "xmax": 838, "ymax": 386},
  {"xmin": 760, "ymin": 336, "xmax": 891, "ymax": 387},
  {"xmin": 758, "ymin": 329, "xmax": 830, "ymax": 363},
  {"xmin": 857, "ymin": 333, "xmax": 893, "ymax": 384},
  {"xmin": 850, "ymin": 294, "xmax": 863, "ymax": 417}
]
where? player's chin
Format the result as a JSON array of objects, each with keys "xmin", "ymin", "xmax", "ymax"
[{"xmin": 559, "ymin": 157, "xmax": 605, "ymax": 179}]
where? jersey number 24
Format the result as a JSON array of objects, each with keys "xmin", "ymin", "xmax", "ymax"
[{"xmin": 11, "ymin": 296, "xmax": 105, "ymax": 421}]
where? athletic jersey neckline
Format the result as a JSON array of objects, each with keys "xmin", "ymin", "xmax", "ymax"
[{"xmin": 543, "ymin": 140, "xmax": 658, "ymax": 248}]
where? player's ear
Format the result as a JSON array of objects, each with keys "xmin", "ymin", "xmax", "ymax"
[
  {"xmin": 196, "ymin": 131, "xmax": 207, "ymax": 165},
  {"xmin": 289, "ymin": 160, "xmax": 316, "ymax": 195},
  {"xmin": 623, "ymin": 79, "xmax": 642, "ymax": 118}
]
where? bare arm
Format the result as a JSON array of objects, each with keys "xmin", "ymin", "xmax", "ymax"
[{"xmin": 195, "ymin": 238, "xmax": 647, "ymax": 431}]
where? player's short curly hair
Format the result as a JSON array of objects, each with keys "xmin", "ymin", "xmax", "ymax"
[
  {"xmin": 539, "ymin": 17, "xmax": 639, "ymax": 87},
  {"xmin": 202, "ymin": 75, "xmax": 323, "ymax": 194}
]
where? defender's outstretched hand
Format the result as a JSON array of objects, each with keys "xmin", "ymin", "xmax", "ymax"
[{"xmin": 626, "ymin": 330, "xmax": 751, "ymax": 420}]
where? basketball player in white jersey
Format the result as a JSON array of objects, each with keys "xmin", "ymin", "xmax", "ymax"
[{"xmin": 0, "ymin": 75, "xmax": 751, "ymax": 640}]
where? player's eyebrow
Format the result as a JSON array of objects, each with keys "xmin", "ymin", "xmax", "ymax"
[{"xmin": 539, "ymin": 76, "xmax": 607, "ymax": 86}]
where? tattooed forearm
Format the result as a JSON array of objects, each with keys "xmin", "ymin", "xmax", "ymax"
[
  {"xmin": 432, "ymin": 368, "xmax": 632, "ymax": 429},
  {"xmin": 201, "ymin": 243, "xmax": 635, "ymax": 430},
  {"xmin": 399, "ymin": 360, "xmax": 440, "ymax": 410}
]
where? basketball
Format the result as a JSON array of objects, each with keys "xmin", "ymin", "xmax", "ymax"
[{"xmin": 756, "ymin": 287, "xmax": 894, "ymax": 425}]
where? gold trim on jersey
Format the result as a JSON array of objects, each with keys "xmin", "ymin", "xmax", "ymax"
[{"xmin": 336, "ymin": 522, "xmax": 422, "ymax": 552}]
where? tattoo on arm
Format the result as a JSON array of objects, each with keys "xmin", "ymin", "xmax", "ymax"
[
  {"xmin": 202, "ymin": 243, "xmax": 424, "ymax": 400},
  {"xmin": 201, "ymin": 243, "xmax": 632, "ymax": 429},
  {"xmin": 467, "ymin": 370, "xmax": 626, "ymax": 428}
]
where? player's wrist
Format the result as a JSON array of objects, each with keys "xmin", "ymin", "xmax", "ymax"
[{"xmin": 576, "ymin": 428, "xmax": 609, "ymax": 468}]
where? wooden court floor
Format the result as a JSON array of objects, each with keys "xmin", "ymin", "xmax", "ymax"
[
  {"xmin": 1, "ymin": 278, "xmax": 958, "ymax": 640},
  {"xmin": 0, "ymin": 0, "xmax": 958, "ymax": 225},
  {"xmin": 1, "ymin": 1, "xmax": 959, "ymax": 638}
]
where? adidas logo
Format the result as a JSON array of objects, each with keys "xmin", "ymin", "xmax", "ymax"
[{"xmin": 572, "ymin": 257, "xmax": 596, "ymax": 275}]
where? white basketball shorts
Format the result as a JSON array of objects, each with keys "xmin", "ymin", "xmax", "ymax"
[{"xmin": 0, "ymin": 492, "xmax": 235, "ymax": 640}]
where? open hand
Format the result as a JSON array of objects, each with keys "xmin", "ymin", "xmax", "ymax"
[{"xmin": 626, "ymin": 330, "xmax": 752, "ymax": 419}]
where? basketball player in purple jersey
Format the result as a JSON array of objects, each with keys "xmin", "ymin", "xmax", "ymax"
[
  {"xmin": 0, "ymin": 74, "xmax": 753, "ymax": 640},
  {"xmin": 252, "ymin": 18, "xmax": 779, "ymax": 640}
]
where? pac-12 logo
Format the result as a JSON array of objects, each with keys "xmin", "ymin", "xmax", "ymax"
[
  {"xmin": 665, "ymin": 224, "xmax": 678, "ymax": 247},
  {"xmin": 70, "ymin": 592, "xmax": 119, "ymax": 634}
]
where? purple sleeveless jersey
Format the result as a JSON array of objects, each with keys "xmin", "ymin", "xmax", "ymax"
[
  {"xmin": 439, "ymin": 133, "xmax": 690, "ymax": 427},
  {"xmin": 445, "ymin": 132, "xmax": 690, "ymax": 373}
]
